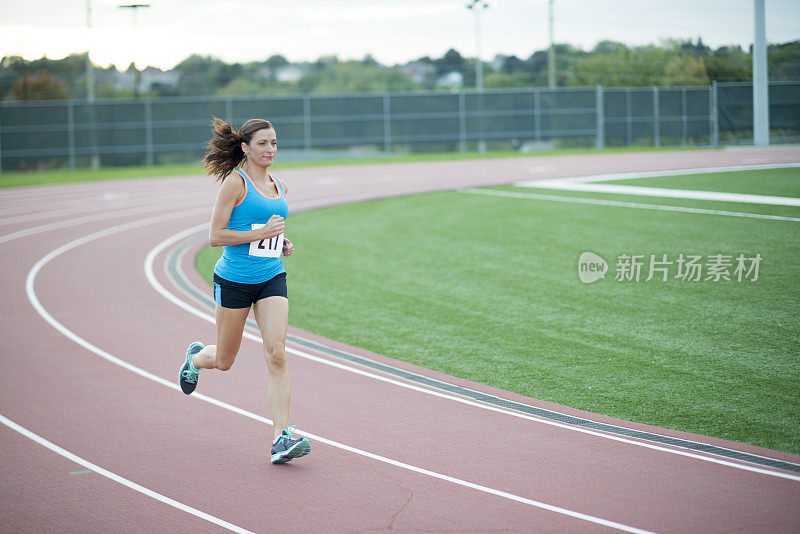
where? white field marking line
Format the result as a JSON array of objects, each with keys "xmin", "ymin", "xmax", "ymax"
[
  {"xmin": 530, "ymin": 183, "xmax": 800, "ymax": 206},
  {"xmin": 0, "ymin": 202, "xmax": 209, "ymax": 245},
  {"xmin": 0, "ymin": 179, "xmax": 199, "ymax": 204},
  {"xmin": 459, "ymin": 188, "xmax": 800, "ymax": 223},
  {"xmin": 167, "ymin": 231, "xmax": 800, "ymax": 475},
  {"xmin": 149, "ymin": 227, "xmax": 800, "ymax": 483},
  {"xmin": 523, "ymin": 163, "xmax": 800, "ymax": 185},
  {"xmin": 0, "ymin": 191, "xmax": 210, "ymax": 227},
  {"xmin": 517, "ymin": 163, "xmax": 800, "ymax": 206},
  {"xmin": 22, "ymin": 222, "xmax": 657, "ymax": 534},
  {"xmin": 0, "ymin": 414, "xmax": 254, "ymax": 534}
]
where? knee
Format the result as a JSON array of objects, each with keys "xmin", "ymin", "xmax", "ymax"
[
  {"xmin": 265, "ymin": 344, "xmax": 286, "ymax": 370},
  {"xmin": 215, "ymin": 353, "xmax": 235, "ymax": 372}
]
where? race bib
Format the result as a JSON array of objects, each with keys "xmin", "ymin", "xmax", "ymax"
[{"xmin": 249, "ymin": 223, "xmax": 284, "ymax": 258}]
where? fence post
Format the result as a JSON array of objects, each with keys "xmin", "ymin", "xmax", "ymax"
[
  {"xmin": 625, "ymin": 87, "xmax": 633, "ymax": 146},
  {"xmin": 652, "ymin": 87, "xmax": 660, "ymax": 148},
  {"xmin": 710, "ymin": 81, "xmax": 719, "ymax": 147},
  {"xmin": 88, "ymin": 99, "xmax": 100, "ymax": 169},
  {"xmin": 303, "ymin": 94, "xmax": 311, "ymax": 156},
  {"xmin": 458, "ymin": 91, "xmax": 467, "ymax": 153},
  {"xmin": 144, "ymin": 98, "xmax": 154, "ymax": 167},
  {"xmin": 0, "ymin": 106, "xmax": 3, "ymax": 172},
  {"xmin": 383, "ymin": 93, "xmax": 391, "ymax": 154},
  {"xmin": 595, "ymin": 84, "xmax": 604, "ymax": 149},
  {"xmin": 681, "ymin": 87, "xmax": 688, "ymax": 146},
  {"xmin": 477, "ymin": 89, "xmax": 486, "ymax": 153},
  {"xmin": 534, "ymin": 88, "xmax": 542, "ymax": 143},
  {"xmin": 225, "ymin": 96, "xmax": 233, "ymax": 123},
  {"xmin": 67, "ymin": 102, "xmax": 76, "ymax": 170}
]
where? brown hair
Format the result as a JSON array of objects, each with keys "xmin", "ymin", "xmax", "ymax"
[{"xmin": 202, "ymin": 117, "xmax": 275, "ymax": 180}]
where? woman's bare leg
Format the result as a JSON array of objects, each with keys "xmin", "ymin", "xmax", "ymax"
[
  {"xmin": 253, "ymin": 296, "xmax": 290, "ymax": 440},
  {"xmin": 192, "ymin": 305, "xmax": 250, "ymax": 371}
]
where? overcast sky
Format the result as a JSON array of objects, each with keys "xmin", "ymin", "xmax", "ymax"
[{"xmin": 2, "ymin": 0, "xmax": 799, "ymax": 70}]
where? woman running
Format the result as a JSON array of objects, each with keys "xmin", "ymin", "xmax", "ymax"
[{"xmin": 179, "ymin": 117, "xmax": 310, "ymax": 464}]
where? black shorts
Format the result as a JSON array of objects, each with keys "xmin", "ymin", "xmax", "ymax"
[{"xmin": 213, "ymin": 272, "xmax": 287, "ymax": 309}]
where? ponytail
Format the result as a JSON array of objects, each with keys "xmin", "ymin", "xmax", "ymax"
[{"xmin": 202, "ymin": 117, "xmax": 244, "ymax": 181}]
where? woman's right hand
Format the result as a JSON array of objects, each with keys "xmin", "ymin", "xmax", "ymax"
[{"xmin": 254, "ymin": 215, "xmax": 285, "ymax": 241}]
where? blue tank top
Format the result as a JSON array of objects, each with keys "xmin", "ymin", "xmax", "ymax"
[{"xmin": 213, "ymin": 168, "xmax": 289, "ymax": 284}]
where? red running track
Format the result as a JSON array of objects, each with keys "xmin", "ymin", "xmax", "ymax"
[{"xmin": 2, "ymin": 148, "xmax": 799, "ymax": 533}]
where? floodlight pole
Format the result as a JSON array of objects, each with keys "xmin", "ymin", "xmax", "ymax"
[
  {"xmin": 753, "ymin": 0, "xmax": 769, "ymax": 146},
  {"xmin": 548, "ymin": 0, "xmax": 555, "ymax": 88},
  {"xmin": 119, "ymin": 3, "xmax": 150, "ymax": 98},
  {"xmin": 86, "ymin": 0, "xmax": 99, "ymax": 168},
  {"xmin": 86, "ymin": 0, "xmax": 96, "ymax": 101},
  {"xmin": 467, "ymin": 0, "xmax": 488, "ymax": 153}
]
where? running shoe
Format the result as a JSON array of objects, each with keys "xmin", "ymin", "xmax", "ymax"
[
  {"xmin": 179, "ymin": 342, "xmax": 204, "ymax": 395},
  {"xmin": 270, "ymin": 425, "xmax": 311, "ymax": 464}
]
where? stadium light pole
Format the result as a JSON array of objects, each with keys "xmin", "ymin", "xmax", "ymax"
[
  {"xmin": 548, "ymin": 0, "xmax": 555, "ymax": 88},
  {"xmin": 753, "ymin": 0, "xmax": 769, "ymax": 146},
  {"xmin": 467, "ymin": 0, "xmax": 489, "ymax": 153},
  {"xmin": 119, "ymin": 3, "xmax": 150, "ymax": 97},
  {"xmin": 86, "ymin": 0, "xmax": 96, "ymax": 101},
  {"xmin": 86, "ymin": 0, "xmax": 99, "ymax": 168}
]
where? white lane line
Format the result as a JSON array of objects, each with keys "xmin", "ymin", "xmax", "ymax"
[
  {"xmin": 527, "ymin": 183, "xmax": 800, "ymax": 206},
  {"xmin": 523, "ymin": 164, "xmax": 800, "ymax": 185},
  {"xmin": 25, "ymin": 216, "xmax": 658, "ymax": 534},
  {"xmin": 459, "ymin": 188, "xmax": 800, "ymax": 223},
  {"xmin": 0, "ymin": 191, "xmax": 210, "ymax": 227},
  {"xmin": 517, "ymin": 163, "xmax": 800, "ymax": 206},
  {"xmin": 0, "ymin": 414, "xmax": 254, "ymax": 534},
  {"xmin": 148, "ymin": 227, "xmax": 800, "ymax": 483},
  {"xmin": 0, "ymin": 204, "xmax": 209, "ymax": 245}
]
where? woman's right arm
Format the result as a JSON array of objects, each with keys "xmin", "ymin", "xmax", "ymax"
[{"xmin": 208, "ymin": 176, "xmax": 285, "ymax": 247}]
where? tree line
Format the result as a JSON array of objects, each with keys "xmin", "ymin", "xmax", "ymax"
[{"xmin": 2, "ymin": 38, "xmax": 798, "ymax": 101}]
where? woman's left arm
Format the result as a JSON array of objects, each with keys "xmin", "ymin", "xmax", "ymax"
[{"xmin": 279, "ymin": 177, "xmax": 293, "ymax": 256}]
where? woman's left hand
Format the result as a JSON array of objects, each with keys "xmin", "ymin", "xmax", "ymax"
[{"xmin": 282, "ymin": 238, "xmax": 294, "ymax": 256}]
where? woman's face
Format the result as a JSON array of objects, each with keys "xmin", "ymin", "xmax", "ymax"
[{"xmin": 244, "ymin": 128, "xmax": 277, "ymax": 168}]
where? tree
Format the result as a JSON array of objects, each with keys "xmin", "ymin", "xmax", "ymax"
[
  {"xmin": 768, "ymin": 40, "xmax": 800, "ymax": 81},
  {"xmin": 501, "ymin": 55, "xmax": 524, "ymax": 74},
  {"xmin": 173, "ymin": 54, "xmax": 237, "ymax": 95},
  {"xmin": 435, "ymin": 49, "xmax": 465, "ymax": 77},
  {"xmin": 593, "ymin": 41, "xmax": 626, "ymax": 54},
  {"xmin": 8, "ymin": 70, "xmax": 67, "ymax": 100},
  {"xmin": 265, "ymin": 54, "xmax": 289, "ymax": 69},
  {"xmin": 569, "ymin": 44, "xmax": 708, "ymax": 86},
  {"xmin": 296, "ymin": 61, "xmax": 417, "ymax": 93}
]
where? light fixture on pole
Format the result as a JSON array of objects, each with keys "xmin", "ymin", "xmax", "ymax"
[
  {"xmin": 118, "ymin": 3, "xmax": 150, "ymax": 97},
  {"xmin": 467, "ymin": 0, "xmax": 489, "ymax": 153}
]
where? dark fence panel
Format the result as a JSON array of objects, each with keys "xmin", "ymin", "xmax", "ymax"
[{"xmin": 1, "ymin": 82, "xmax": 797, "ymax": 171}]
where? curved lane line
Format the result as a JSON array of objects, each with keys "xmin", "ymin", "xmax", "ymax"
[
  {"xmin": 0, "ymin": 204, "xmax": 209, "ymax": 245},
  {"xmin": 26, "ymin": 213, "xmax": 657, "ymax": 534},
  {"xmin": 0, "ymin": 414, "xmax": 254, "ymax": 534},
  {"xmin": 166, "ymin": 230, "xmax": 800, "ymax": 475},
  {"xmin": 0, "ymin": 191, "xmax": 210, "ymax": 227},
  {"xmin": 151, "ymin": 225, "xmax": 800, "ymax": 483}
]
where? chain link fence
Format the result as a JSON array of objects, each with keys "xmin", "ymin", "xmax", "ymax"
[{"xmin": 1, "ymin": 82, "xmax": 798, "ymax": 171}]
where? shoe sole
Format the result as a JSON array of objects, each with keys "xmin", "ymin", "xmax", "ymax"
[
  {"xmin": 179, "ymin": 342, "xmax": 204, "ymax": 395},
  {"xmin": 271, "ymin": 438, "xmax": 311, "ymax": 464}
]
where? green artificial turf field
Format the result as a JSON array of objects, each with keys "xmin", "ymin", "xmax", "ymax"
[{"xmin": 196, "ymin": 167, "xmax": 800, "ymax": 453}]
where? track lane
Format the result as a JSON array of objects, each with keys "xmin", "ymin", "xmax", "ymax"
[
  {"xmin": 23, "ymin": 211, "xmax": 657, "ymax": 533},
  {"xmin": 3, "ymin": 147, "xmax": 800, "ymax": 533}
]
